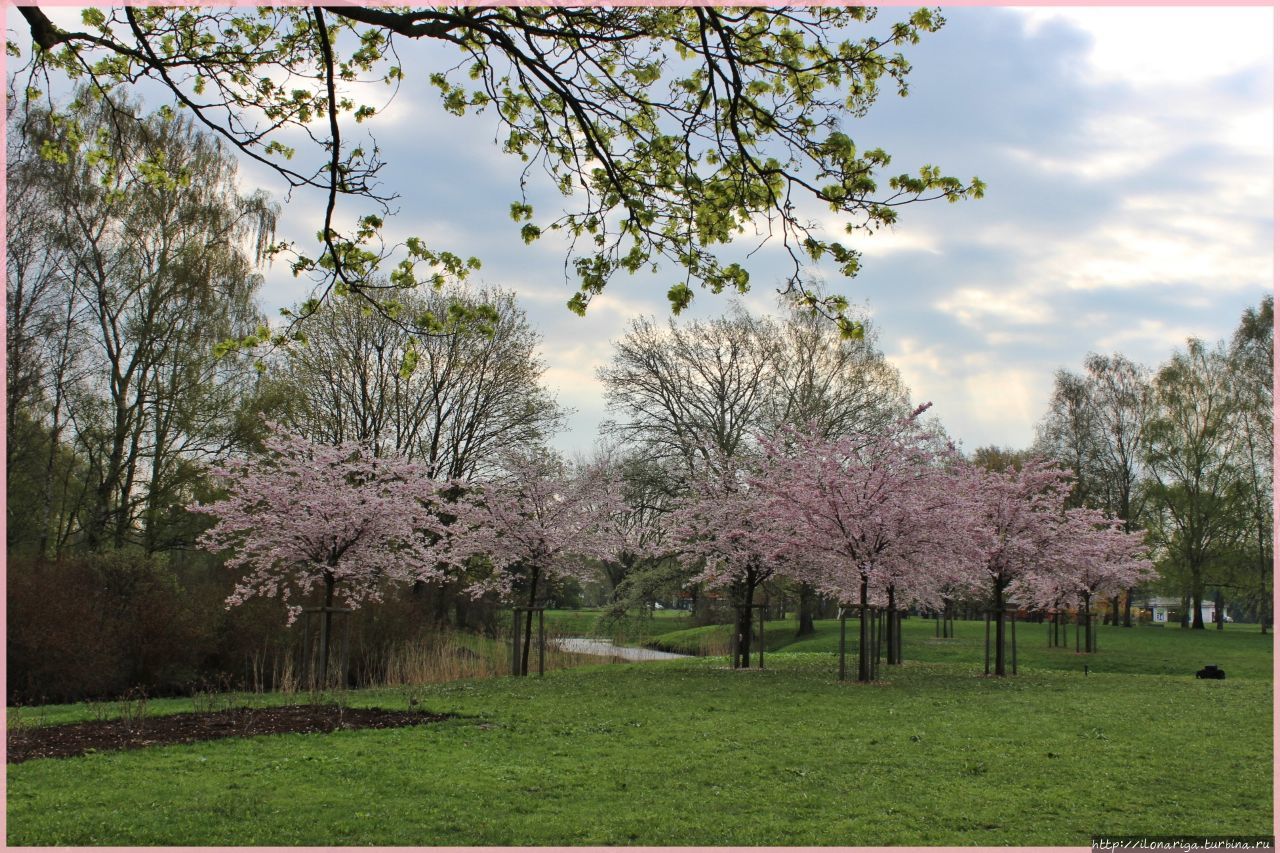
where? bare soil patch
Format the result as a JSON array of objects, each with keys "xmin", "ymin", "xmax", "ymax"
[{"xmin": 7, "ymin": 704, "xmax": 450, "ymax": 764}]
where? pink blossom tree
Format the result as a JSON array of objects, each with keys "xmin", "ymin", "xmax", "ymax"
[
  {"xmin": 755, "ymin": 405, "xmax": 977, "ymax": 680},
  {"xmin": 1009, "ymin": 556, "xmax": 1076, "ymax": 649},
  {"xmin": 1035, "ymin": 507, "xmax": 1154, "ymax": 652},
  {"xmin": 668, "ymin": 451, "xmax": 800, "ymax": 668},
  {"xmin": 192, "ymin": 424, "xmax": 458, "ymax": 682},
  {"xmin": 461, "ymin": 450, "xmax": 623, "ymax": 674},
  {"xmin": 953, "ymin": 457, "xmax": 1075, "ymax": 676}
]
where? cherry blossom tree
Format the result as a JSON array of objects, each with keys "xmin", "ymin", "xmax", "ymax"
[
  {"xmin": 192, "ymin": 424, "xmax": 458, "ymax": 681},
  {"xmin": 755, "ymin": 406, "xmax": 976, "ymax": 680},
  {"xmin": 461, "ymin": 451, "xmax": 623, "ymax": 674},
  {"xmin": 1010, "ymin": 559, "xmax": 1076, "ymax": 649},
  {"xmin": 953, "ymin": 458, "xmax": 1075, "ymax": 676},
  {"xmin": 668, "ymin": 450, "xmax": 800, "ymax": 668},
  {"xmin": 1035, "ymin": 508, "xmax": 1154, "ymax": 653}
]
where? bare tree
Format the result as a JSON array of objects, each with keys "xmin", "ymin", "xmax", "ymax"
[
  {"xmin": 1035, "ymin": 369, "xmax": 1101, "ymax": 509},
  {"xmin": 1081, "ymin": 354, "xmax": 1153, "ymax": 625},
  {"xmin": 599, "ymin": 302, "xmax": 912, "ymax": 634},
  {"xmin": 600, "ymin": 308, "xmax": 779, "ymax": 477},
  {"xmin": 590, "ymin": 446, "xmax": 681, "ymax": 608},
  {"xmin": 6, "ymin": 122, "xmax": 92, "ymax": 557},
  {"xmin": 765, "ymin": 300, "xmax": 911, "ymax": 439},
  {"xmin": 1035, "ymin": 353, "xmax": 1156, "ymax": 625},
  {"xmin": 272, "ymin": 285, "xmax": 564, "ymax": 482}
]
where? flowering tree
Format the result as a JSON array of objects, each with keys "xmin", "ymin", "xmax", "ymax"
[
  {"xmin": 755, "ymin": 406, "xmax": 975, "ymax": 680},
  {"xmin": 1010, "ymin": 557, "xmax": 1077, "ymax": 649},
  {"xmin": 669, "ymin": 451, "xmax": 800, "ymax": 668},
  {"xmin": 1036, "ymin": 508, "xmax": 1154, "ymax": 652},
  {"xmin": 192, "ymin": 425, "xmax": 457, "ymax": 681},
  {"xmin": 462, "ymin": 451, "xmax": 622, "ymax": 674},
  {"xmin": 954, "ymin": 458, "xmax": 1075, "ymax": 676}
]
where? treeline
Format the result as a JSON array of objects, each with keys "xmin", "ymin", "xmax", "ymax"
[
  {"xmin": 1028, "ymin": 299, "xmax": 1273, "ymax": 629},
  {"xmin": 5, "ymin": 95, "xmax": 567, "ymax": 702}
]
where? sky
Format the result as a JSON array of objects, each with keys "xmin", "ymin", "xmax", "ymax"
[{"xmin": 12, "ymin": 6, "xmax": 1275, "ymax": 458}]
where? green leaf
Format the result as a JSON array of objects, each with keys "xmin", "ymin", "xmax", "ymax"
[{"xmin": 667, "ymin": 283, "xmax": 694, "ymax": 313}]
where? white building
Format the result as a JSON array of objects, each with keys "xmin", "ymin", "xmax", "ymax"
[{"xmin": 1146, "ymin": 596, "xmax": 1225, "ymax": 624}]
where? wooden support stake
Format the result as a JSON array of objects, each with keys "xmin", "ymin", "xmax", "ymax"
[
  {"xmin": 896, "ymin": 610, "xmax": 903, "ymax": 664},
  {"xmin": 1011, "ymin": 610, "xmax": 1018, "ymax": 675},
  {"xmin": 839, "ymin": 604, "xmax": 849, "ymax": 676},
  {"xmin": 873, "ymin": 608, "xmax": 882, "ymax": 680},
  {"xmin": 984, "ymin": 610, "xmax": 991, "ymax": 675},
  {"xmin": 758, "ymin": 603, "xmax": 765, "ymax": 670},
  {"xmin": 511, "ymin": 609, "xmax": 520, "ymax": 676}
]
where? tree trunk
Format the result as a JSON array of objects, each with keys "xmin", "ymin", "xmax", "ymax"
[
  {"xmin": 1214, "ymin": 589, "xmax": 1224, "ymax": 630},
  {"xmin": 734, "ymin": 575, "xmax": 758, "ymax": 668},
  {"xmin": 734, "ymin": 603, "xmax": 752, "ymax": 668},
  {"xmin": 1082, "ymin": 592, "xmax": 1093, "ymax": 653},
  {"xmin": 895, "ymin": 605, "xmax": 903, "ymax": 664},
  {"xmin": 521, "ymin": 567, "xmax": 540, "ymax": 676},
  {"xmin": 796, "ymin": 583, "xmax": 816, "ymax": 637},
  {"xmin": 1259, "ymin": 526, "xmax": 1270, "ymax": 634},
  {"xmin": 1191, "ymin": 579, "xmax": 1205, "ymax": 629},
  {"xmin": 858, "ymin": 576, "xmax": 869, "ymax": 682},
  {"xmin": 1179, "ymin": 589, "xmax": 1190, "ymax": 628},
  {"xmin": 319, "ymin": 571, "xmax": 335, "ymax": 687},
  {"xmin": 1123, "ymin": 587, "xmax": 1133, "ymax": 628}
]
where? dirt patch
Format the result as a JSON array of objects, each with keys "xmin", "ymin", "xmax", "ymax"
[{"xmin": 7, "ymin": 704, "xmax": 451, "ymax": 764}]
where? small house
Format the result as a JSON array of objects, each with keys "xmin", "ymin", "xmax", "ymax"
[{"xmin": 1145, "ymin": 596, "xmax": 1219, "ymax": 625}]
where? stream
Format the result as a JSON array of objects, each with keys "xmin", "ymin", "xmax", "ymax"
[{"xmin": 554, "ymin": 637, "xmax": 690, "ymax": 661}]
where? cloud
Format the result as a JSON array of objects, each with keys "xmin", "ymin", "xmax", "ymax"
[
  {"xmin": 936, "ymin": 286, "xmax": 1053, "ymax": 327},
  {"xmin": 1016, "ymin": 7, "xmax": 1273, "ymax": 89}
]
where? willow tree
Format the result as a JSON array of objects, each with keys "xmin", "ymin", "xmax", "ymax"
[{"xmin": 14, "ymin": 6, "xmax": 981, "ymax": 332}]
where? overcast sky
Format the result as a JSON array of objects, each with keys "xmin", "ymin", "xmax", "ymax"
[{"xmin": 15, "ymin": 7, "xmax": 1274, "ymax": 457}]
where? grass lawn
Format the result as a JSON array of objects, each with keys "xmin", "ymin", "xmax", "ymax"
[
  {"xmin": 653, "ymin": 616, "xmax": 1275, "ymax": 678},
  {"xmin": 6, "ymin": 619, "xmax": 1272, "ymax": 846}
]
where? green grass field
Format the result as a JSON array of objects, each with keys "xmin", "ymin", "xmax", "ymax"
[
  {"xmin": 6, "ymin": 617, "xmax": 1273, "ymax": 846},
  {"xmin": 652, "ymin": 616, "xmax": 1275, "ymax": 678}
]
